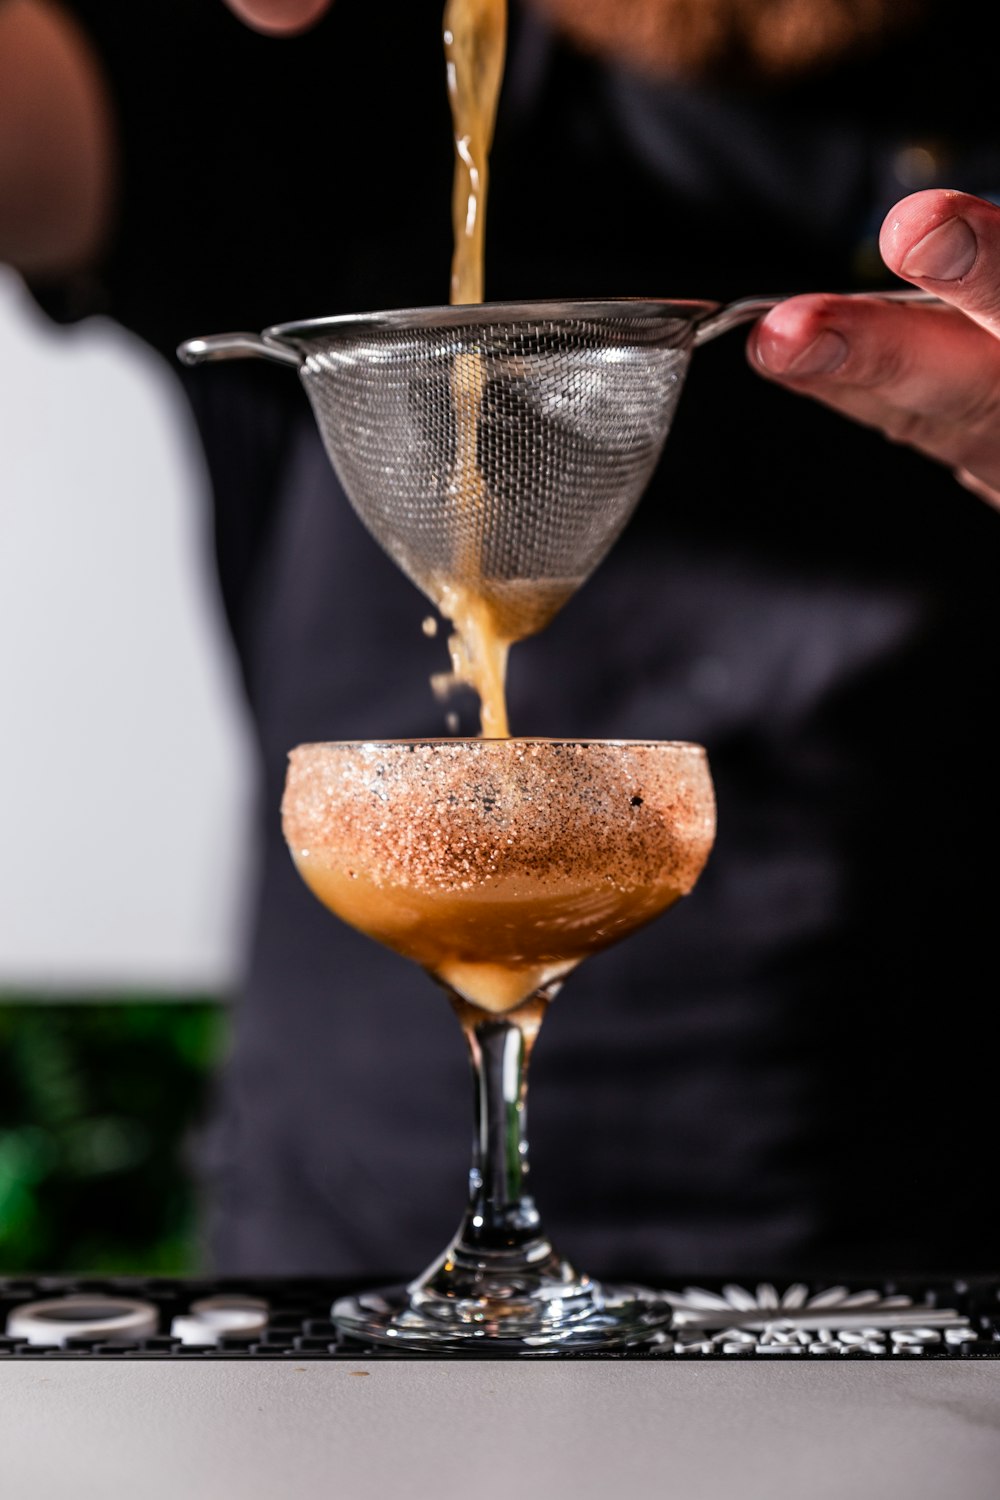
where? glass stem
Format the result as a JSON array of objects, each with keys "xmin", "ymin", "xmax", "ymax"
[{"xmin": 449, "ymin": 990, "xmax": 552, "ymax": 1255}]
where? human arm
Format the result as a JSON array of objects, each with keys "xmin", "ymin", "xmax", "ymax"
[
  {"xmin": 749, "ymin": 190, "xmax": 1000, "ymax": 510},
  {"xmin": 0, "ymin": 0, "xmax": 113, "ymax": 276},
  {"xmin": 0, "ymin": 0, "xmax": 333, "ymax": 278}
]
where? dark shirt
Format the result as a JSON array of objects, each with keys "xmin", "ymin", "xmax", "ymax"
[{"xmin": 35, "ymin": 0, "xmax": 1000, "ymax": 1278}]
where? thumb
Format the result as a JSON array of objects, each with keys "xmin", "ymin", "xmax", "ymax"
[{"xmin": 880, "ymin": 189, "xmax": 1000, "ymax": 343}]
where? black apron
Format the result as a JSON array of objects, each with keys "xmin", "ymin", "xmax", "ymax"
[{"xmin": 36, "ymin": 0, "xmax": 1000, "ymax": 1275}]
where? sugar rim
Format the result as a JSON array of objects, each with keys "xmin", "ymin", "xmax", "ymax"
[{"xmin": 288, "ymin": 738, "xmax": 708, "ymax": 752}]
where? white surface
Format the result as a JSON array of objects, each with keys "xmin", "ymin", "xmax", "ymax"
[
  {"xmin": 0, "ymin": 1361, "xmax": 998, "ymax": 1500},
  {"xmin": 0, "ymin": 268, "xmax": 254, "ymax": 993}
]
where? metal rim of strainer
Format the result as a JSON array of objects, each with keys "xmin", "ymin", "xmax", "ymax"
[
  {"xmin": 265, "ymin": 296, "xmax": 719, "ymax": 342},
  {"xmin": 178, "ymin": 290, "xmax": 938, "ymax": 370},
  {"xmin": 179, "ymin": 296, "xmax": 730, "ymax": 369}
]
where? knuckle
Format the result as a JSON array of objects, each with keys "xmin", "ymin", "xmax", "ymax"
[
  {"xmin": 881, "ymin": 407, "xmax": 928, "ymax": 448},
  {"xmin": 849, "ymin": 338, "xmax": 907, "ymax": 392},
  {"xmin": 953, "ymin": 380, "xmax": 1000, "ymax": 433}
]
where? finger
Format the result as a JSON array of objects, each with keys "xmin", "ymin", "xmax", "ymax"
[
  {"xmin": 955, "ymin": 467, "xmax": 1000, "ymax": 512},
  {"xmin": 751, "ymin": 293, "xmax": 1000, "ymax": 427},
  {"xmin": 749, "ymin": 293, "xmax": 1000, "ymax": 489},
  {"xmin": 223, "ymin": 0, "xmax": 332, "ymax": 35},
  {"xmin": 879, "ymin": 189, "xmax": 1000, "ymax": 339}
]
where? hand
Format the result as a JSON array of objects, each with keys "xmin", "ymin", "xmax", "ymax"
[
  {"xmin": 749, "ymin": 190, "xmax": 1000, "ymax": 510},
  {"xmin": 222, "ymin": 0, "xmax": 333, "ymax": 35}
]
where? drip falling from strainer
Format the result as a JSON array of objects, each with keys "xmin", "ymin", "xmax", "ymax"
[{"xmin": 178, "ymin": 292, "xmax": 935, "ymax": 643}]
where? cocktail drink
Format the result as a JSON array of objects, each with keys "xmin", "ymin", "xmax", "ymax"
[{"xmin": 282, "ymin": 738, "xmax": 715, "ymax": 1349}]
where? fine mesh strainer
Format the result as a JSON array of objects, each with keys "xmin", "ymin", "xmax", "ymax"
[{"xmin": 178, "ymin": 292, "xmax": 930, "ymax": 639}]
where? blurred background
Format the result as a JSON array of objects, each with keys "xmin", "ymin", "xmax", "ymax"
[{"xmin": 0, "ymin": 265, "xmax": 255, "ymax": 1272}]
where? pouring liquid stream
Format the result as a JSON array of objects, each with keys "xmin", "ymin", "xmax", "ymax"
[
  {"xmin": 445, "ymin": 0, "xmax": 505, "ymax": 308},
  {"xmin": 432, "ymin": 0, "xmax": 521, "ymax": 739}
]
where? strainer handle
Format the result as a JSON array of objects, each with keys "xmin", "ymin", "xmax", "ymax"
[
  {"xmin": 176, "ymin": 332, "xmax": 302, "ymax": 369},
  {"xmin": 693, "ymin": 288, "xmax": 940, "ymax": 346}
]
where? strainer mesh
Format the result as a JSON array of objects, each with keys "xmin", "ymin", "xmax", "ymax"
[{"xmin": 298, "ymin": 313, "xmax": 690, "ymax": 637}]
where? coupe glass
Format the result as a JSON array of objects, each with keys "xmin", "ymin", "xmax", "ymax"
[{"xmin": 282, "ymin": 738, "xmax": 715, "ymax": 1350}]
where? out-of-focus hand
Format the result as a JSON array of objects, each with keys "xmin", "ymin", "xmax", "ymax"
[
  {"xmin": 0, "ymin": 0, "xmax": 113, "ymax": 275},
  {"xmin": 222, "ymin": 0, "xmax": 333, "ymax": 35},
  {"xmin": 749, "ymin": 190, "xmax": 1000, "ymax": 510}
]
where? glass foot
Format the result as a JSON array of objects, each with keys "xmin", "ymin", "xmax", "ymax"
[{"xmin": 332, "ymin": 1244, "xmax": 671, "ymax": 1352}]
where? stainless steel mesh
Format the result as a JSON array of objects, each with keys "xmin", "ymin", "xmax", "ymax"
[
  {"xmin": 285, "ymin": 306, "xmax": 694, "ymax": 638},
  {"xmin": 180, "ymin": 291, "xmax": 942, "ymax": 638}
]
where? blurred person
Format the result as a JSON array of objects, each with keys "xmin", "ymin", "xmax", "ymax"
[{"xmin": 2, "ymin": 0, "xmax": 999, "ymax": 1279}]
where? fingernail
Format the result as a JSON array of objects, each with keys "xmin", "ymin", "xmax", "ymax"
[
  {"xmin": 900, "ymin": 217, "xmax": 977, "ymax": 281},
  {"xmin": 787, "ymin": 329, "xmax": 848, "ymax": 376},
  {"xmin": 757, "ymin": 328, "xmax": 847, "ymax": 377}
]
